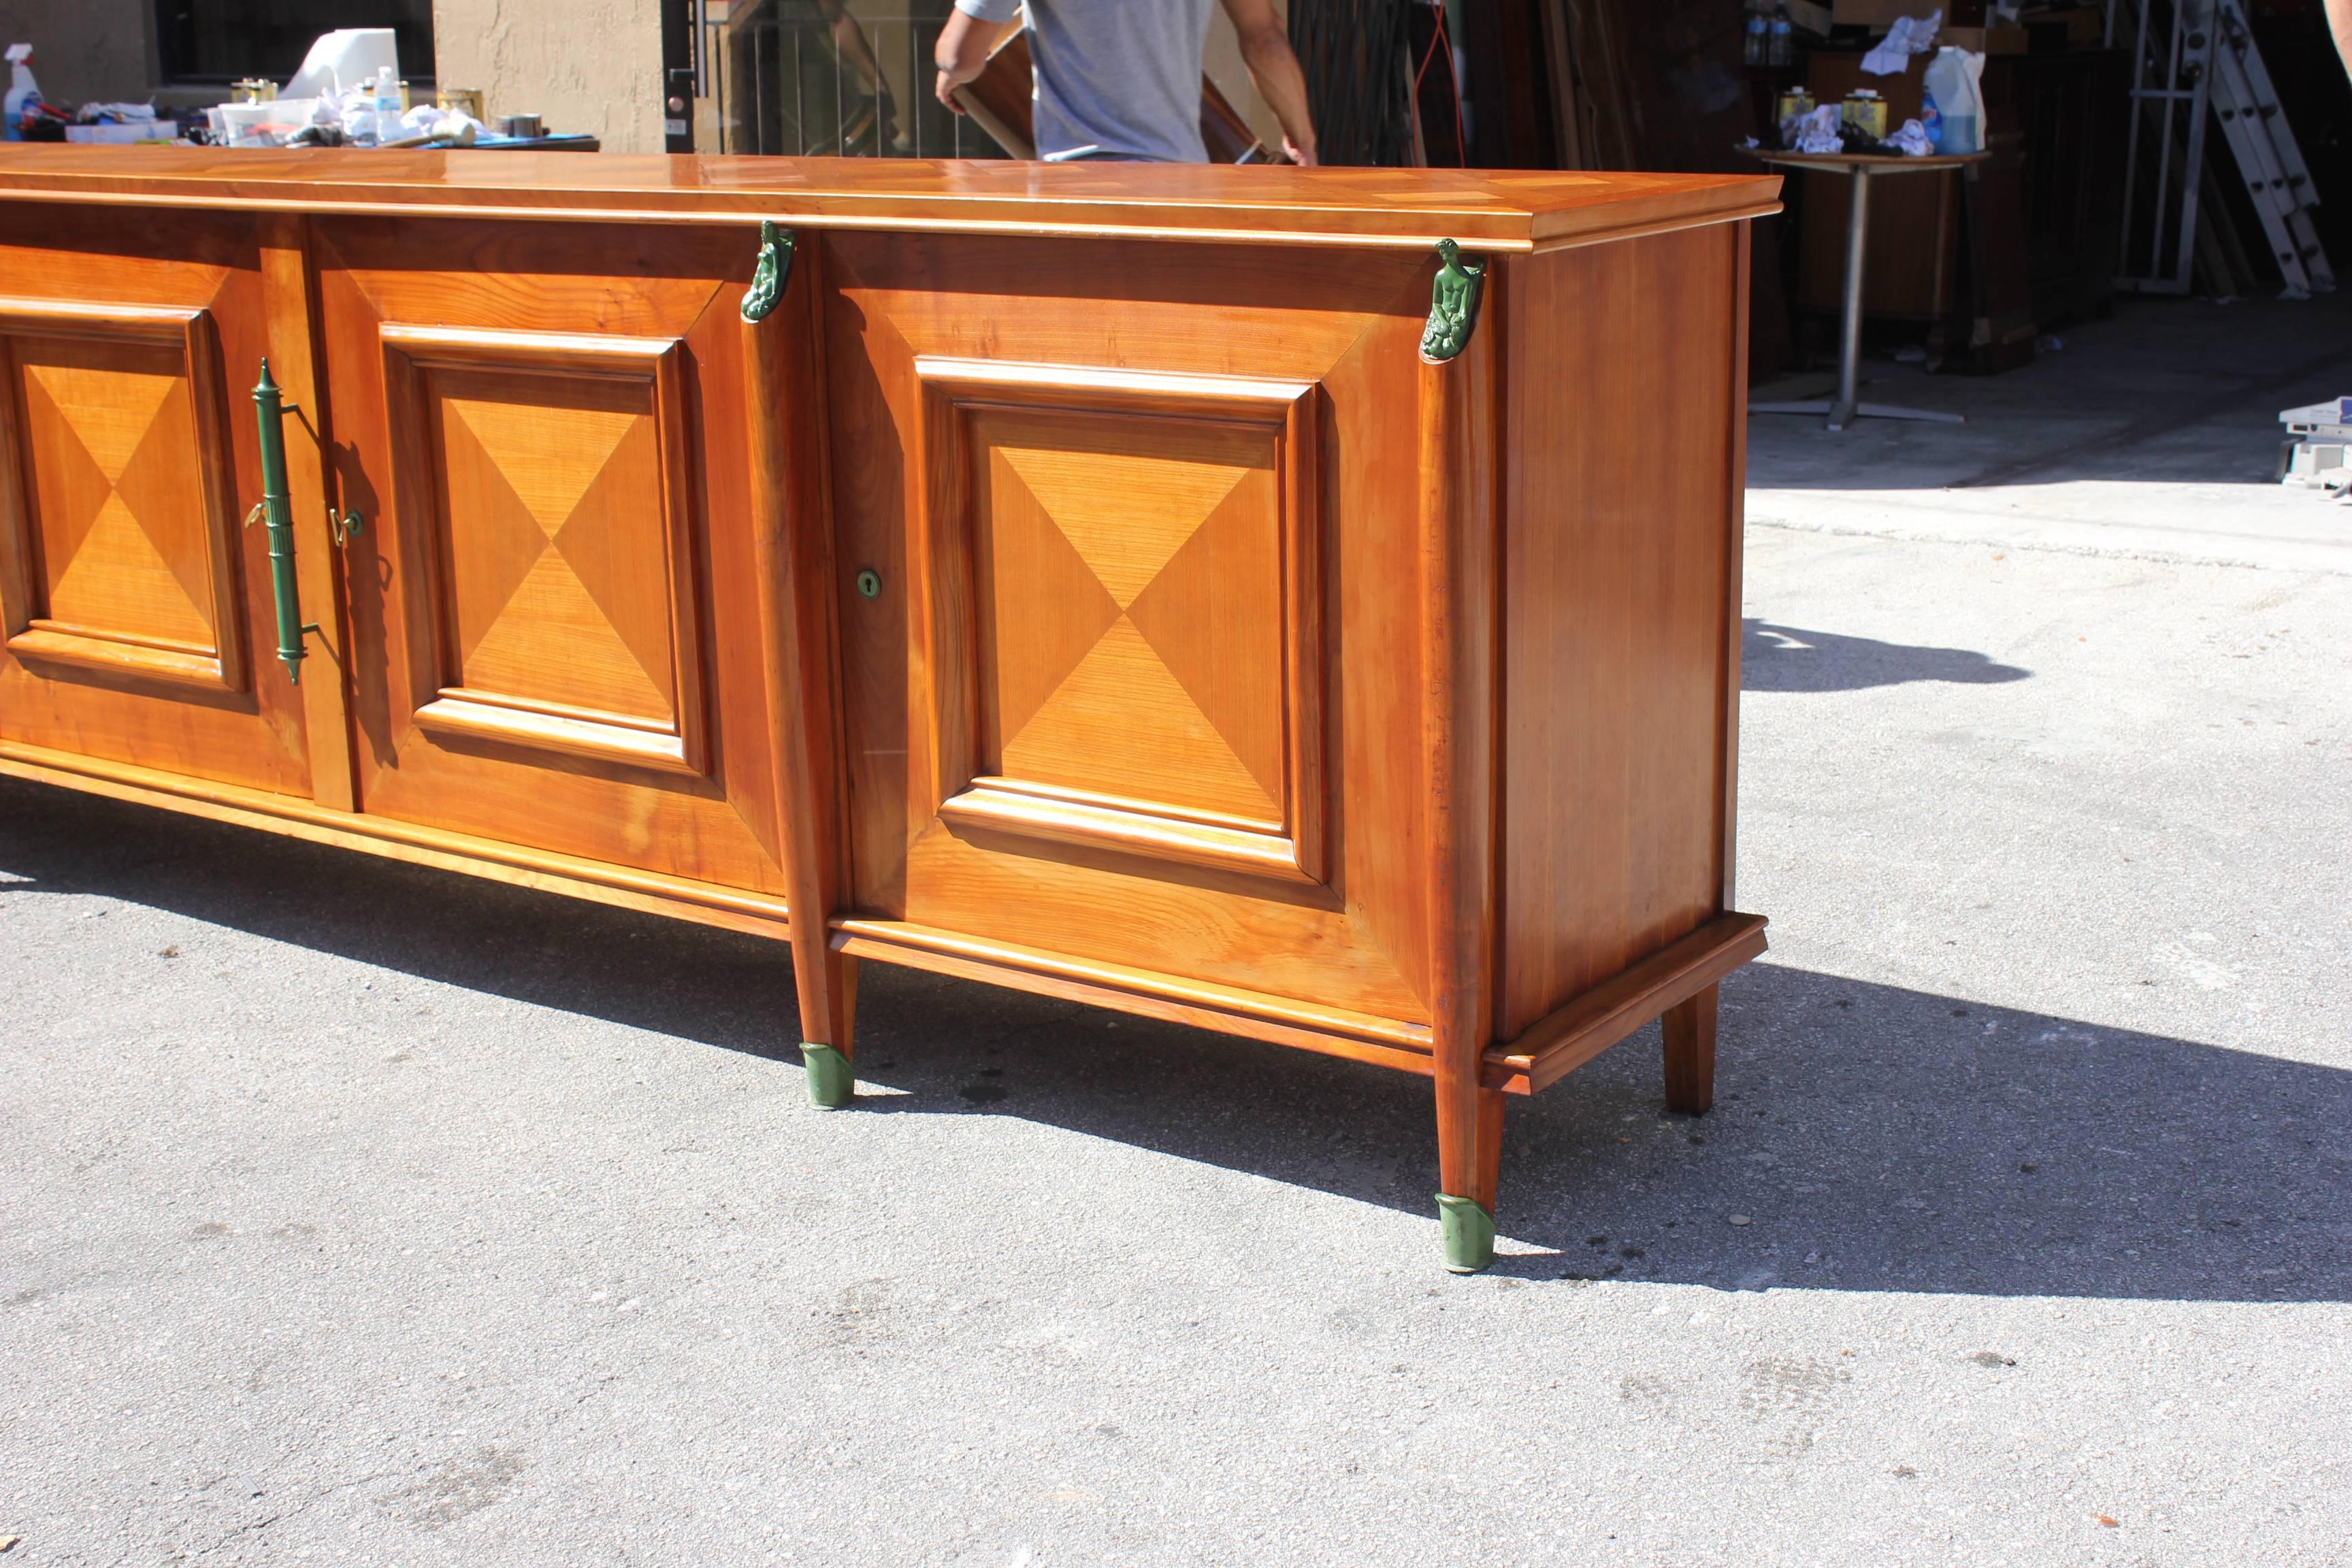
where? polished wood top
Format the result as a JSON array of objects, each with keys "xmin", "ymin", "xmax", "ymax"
[
  {"xmin": 0, "ymin": 146, "xmax": 1779, "ymax": 252},
  {"xmin": 1739, "ymin": 148, "xmax": 1991, "ymax": 174}
]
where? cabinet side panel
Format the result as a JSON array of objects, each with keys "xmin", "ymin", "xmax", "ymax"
[{"xmin": 1499, "ymin": 223, "xmax": 1741, "ymax": 1039}]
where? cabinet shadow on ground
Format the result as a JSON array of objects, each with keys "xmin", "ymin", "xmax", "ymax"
[
  {"xmin": 3, "ymin": 777, "xmax": 2339, "ymax": 1305},
  {"xmin": 1744, "ymin": 620, "xmax": 2031, "ymax": 693}
]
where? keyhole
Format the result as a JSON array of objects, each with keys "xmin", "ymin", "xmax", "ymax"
[{"xmin": 855, "ymin": 569, "xmax": 883, "ymax": 600}]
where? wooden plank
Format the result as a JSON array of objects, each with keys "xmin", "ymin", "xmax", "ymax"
[
  {"xmin": 1536, "ymin": 0, "xmax": 1586, "ymax": 170},
  {"xmin": 1486, "ymin": 912, "xmax": 1767, "ymax": 1095}
]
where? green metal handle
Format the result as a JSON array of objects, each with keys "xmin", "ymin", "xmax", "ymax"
[{"xmin": 248, "ymin": 359, "xmax": 308, "ymax": 685}]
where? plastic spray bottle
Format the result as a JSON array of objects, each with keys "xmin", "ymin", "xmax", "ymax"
[{"xmin": 4, "ymin": 45, "xmax": 37, "ymax": 142}]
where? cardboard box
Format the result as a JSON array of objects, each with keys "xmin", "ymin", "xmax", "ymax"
[
  {"xmin": 1940, "ymin": 24, "xmax": 2030, "ymax": 50},
  {"xmin": 1831, "ymin": 0, "xmax": 1938, "ymax": 29},
  {"xmin": 1785, "ymin": 0, "xmax": 1834, "ymax": 35}
]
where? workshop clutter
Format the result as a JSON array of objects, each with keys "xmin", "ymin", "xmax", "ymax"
[
  {"xmin": 200, "ymin": 29, "xmax": 491, "ymax": 148},
  {"xmin": 1756, "ymin": 14, "xmax": 1984, "ymax": 157}
]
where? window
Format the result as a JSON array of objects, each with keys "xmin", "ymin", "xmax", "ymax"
[{"xmin": 154, "ymin": 0, "xmax": 436, "ymax": 87}]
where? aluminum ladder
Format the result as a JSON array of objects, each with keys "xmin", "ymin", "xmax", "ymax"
[{"xmin": 2112, "ymin": 0, "xmax": 2333, "ymax": 295}]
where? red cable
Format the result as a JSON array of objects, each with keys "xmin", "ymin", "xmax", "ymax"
[{"xmin": 1410, "ymin": 1, "xmax": 1471, "ymax": 165}]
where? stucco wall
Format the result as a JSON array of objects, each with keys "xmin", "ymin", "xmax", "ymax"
[
  {"xmin": 0, "ymin": 0, "xmax": 152, "ymax": 108},
  {"xmin": 430, "ymin": 0, "xmax": 664, "ymax": 152}
]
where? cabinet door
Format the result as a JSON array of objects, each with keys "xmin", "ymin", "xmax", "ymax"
[
  {"xmin": 0, "ymin": 208, "xmax": 322, "ymax": 794},
  {"xmin": 314, "ymin": 219, "xmax": 789, "ymax": 895},
  {"xmin": 826, "ymin": 233, "xmax": 1439, "ymax": 1027}
]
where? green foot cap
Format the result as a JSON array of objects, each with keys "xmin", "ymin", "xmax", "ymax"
[
  {"xmin": 801, "ymin": 1043, "xmax": 854, "ymax": 1109},
  {"xmin": 1437, "ymin": 1193, "xmax": 1496, "ymax": 1273}
]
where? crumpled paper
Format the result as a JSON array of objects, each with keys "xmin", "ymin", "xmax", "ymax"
[
  {"xmin": 1862, "ymin": 10, "xmax": 1942, "ymax": 74},
  {"xmin": 1794, "ymin": 104, "xmax": 1845, "ymax": 154},
  {"xmin": 1886, "ymin": 117, "xmax": 1937, "ymax": 155}
]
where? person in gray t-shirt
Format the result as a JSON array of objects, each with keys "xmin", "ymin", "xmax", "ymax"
[{"xmin": 934, "ymin": 0, "xmax": 1317, "ymax": 165}]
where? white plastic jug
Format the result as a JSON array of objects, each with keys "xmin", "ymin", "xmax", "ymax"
[{"xmin": 1922, "ymin": 47, "xmax": 1984, "ymax": 153}]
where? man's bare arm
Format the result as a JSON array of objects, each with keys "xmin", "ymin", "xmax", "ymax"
[
  {"xmin": 935, "ymin": 9, "xmax": 1021, "ymax": 114},
  {"xmin": 1218, "ymin": 0, "xmax": 1318, "ymax": 165},
  {"xmin": 2330, "ymin": 0, "xmax": 2352, "ymax": 82}
]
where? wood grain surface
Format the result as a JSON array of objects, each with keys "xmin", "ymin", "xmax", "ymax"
[
  {"xmin": 0, "ymin": 167, "xmax": 1776, "ymax": 1257},
  {"xmin": 314, "ymin": 218, "xmax": 789, "ymax": 893},
  {"xmin": 0, "ymin": 146, "xmax": 1779, "ymax": 254},
  {"xmin": 0, "ymin": 206, "xmax": 314, "ymax": 797},
  {"xmin": 1494, "ymin": 222, "xmax": 1748, "ymax": 1041},
  {"xmin": 824, "ymin": 232, "xmax": 1437, "ymax": 1026}
]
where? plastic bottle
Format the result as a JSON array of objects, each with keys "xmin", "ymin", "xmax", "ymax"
[
  {"xmin": 371, "ymin": 64, "xmax": 400, "ymax": 142},
  {"xmin": 1922, "ymin": 47, "xmax": 1982, "ymax": 154},
  {"xmin": 4, "ymin": 44, "xmax": 36, "ymax": 143},
  {"xmin": 1768, "ymin": 7, "xmax": 1794, "ymax": 66},
  {"xmin": 1744, "ymin": 7, "xmax": 1769, "ymax": 65}
]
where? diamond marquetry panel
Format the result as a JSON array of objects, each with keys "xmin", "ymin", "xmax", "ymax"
[
  {"xmin": 1124, "ymin": 474, "xmax": 1286, "ymax": 806},
  {"xmin": 970, "ymin": 407, "xmax": 1285, "ymax": 827},
  {"xmin": 428, "ymin": 368, "xmax": 677, "ymax": 727},
  {"xmin": 1003, "ymin": 617, "xmax": 1277, "ymax": 820},
  {"xmin": 15, "ymin": 337, "xmax": 216, "ymax": 652}
]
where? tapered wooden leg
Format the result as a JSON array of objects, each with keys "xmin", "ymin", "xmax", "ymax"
[
  {"xmin": 1416, "ymin": 289, "xmax": 1503, "ymax": 1273},
  {"xmin": 794, "ymin": 947, "xmax": 859, "ymax": 1111},
  {"xmin": 745, "ymin": 231, "xmax": 860, "ymax": 1111},
  {"xmin": 1663, "ymin": 982, "xmax": 1718, "ymax": 1115},
  {"xmin": 1435, "ymin": 1072, "xmax": 1506, "ymax": 1273}
]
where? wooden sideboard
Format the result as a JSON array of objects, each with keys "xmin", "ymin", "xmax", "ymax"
[{"xmin": 0, "ymin": 148, "xmax": 1778, "ymax": 1271}]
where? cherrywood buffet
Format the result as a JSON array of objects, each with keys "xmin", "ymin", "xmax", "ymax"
[{"xmin": 0, "ymin": 148, "xmax": 1779, "ymax": 1271}]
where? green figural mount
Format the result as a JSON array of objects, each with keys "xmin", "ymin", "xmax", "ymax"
[
  {"xmin": 1419, "ymin": 238, "xmax": 1486, "ymax": 364},
  {"xmin": 801, "ymin": 1043, "xmax": 854, "ymax": 1109},
  {"xmin": 740, "ymin": 220, "xmax": 796, "ymax": 323},
  {"xmin": 1437, "ymin": 1194, "xmax": 1496, "ymax": 1273}
]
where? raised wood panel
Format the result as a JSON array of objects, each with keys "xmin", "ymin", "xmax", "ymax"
[
  {"xmin": 0, "ymin": 302, "xmax": 244, "ymax": 690},
  {"xmin": 911, "ymin": 359, "xmax": 1325, "ymax": 885},
  {"xmin": 380, "ymin": 325, "xmax": 706, "ymax": 776},
  {"xmin": 825, "ymin": 233, "xmax": 1435, "ymax": 1024},
  {"xmin": 1497, "ymin": 223, "xmax": 1738, "ymax": 1039},
  {"xmin": 316, "ymin": 217, "xmax": 789, "ymax": 896},
  {"xmin": 0, "ymin": 210, "xmax": 315, "ymax": 800}
]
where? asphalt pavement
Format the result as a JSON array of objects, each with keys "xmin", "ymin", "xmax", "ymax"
[{"xmin": 2, "ymin": 292, "xmax": 2348, "ymax": 1565}]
